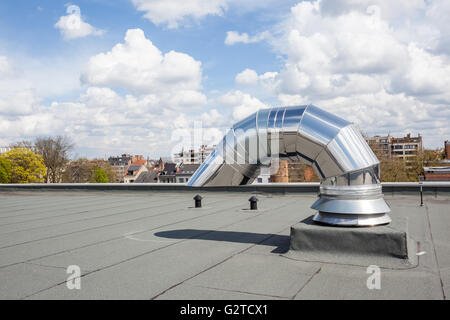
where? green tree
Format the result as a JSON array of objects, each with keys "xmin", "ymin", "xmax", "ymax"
[
  {"xmin": 407, "ymin": 149, "xmax": 444, "ymax": 181},
  {"xmin": 34, "ymin": 136, "xmax": 74, "ymax": 183},
  {"xmin": 88, "ymin": 159, "xmax": 115, "ymax": 182},
  {"xmin": 0, "ymin": 157, "xmax": 12, "ymax": 183},
  {"xmin": 62, "ymin": 158, "xmax": 92, "ymax": 183},
  {"xmin": 91, "ymin": 168, "xmax": 109, "ymax": 183},
  {"xmin": 380, "ymin": 157, "xmax": 409, "ymax": 182},
  {"xmin": 62, "ymin": 159, "xmax": 114, "ymax": 183},
  {"xmin": 1, "ymin": 148, "xmax": 46, "ymax": 183},
  {"xmin": 366, "ymin": 138, "xmax": 440, "ymax": 182},
  {"xmin": 10, "ymin": 136, "xmax": 74, "ymax": 183}
]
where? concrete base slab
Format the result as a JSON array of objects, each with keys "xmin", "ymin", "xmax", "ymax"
[{"xmin": 286, "ymin": 216, "xmax": 418, "ymax": 269}]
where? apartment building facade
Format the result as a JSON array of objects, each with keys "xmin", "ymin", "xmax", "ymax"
[
  {"xmin": 391, "ymin": 133, "xmax": 423, "ymax": 162},
  {"xmin": 365, "ymin": 133, "xmax": 423, "ymax": 162},
  {"xmin": 173, "ymin": 145, "xmax": 215, "ymax": 165},
  {"xmin": 365, "ymin": 135, "xmax": 392, "ymax": 158},
  {"xmin": 108, "ymin": 154, "xmax": 132, "ymax": 182}
]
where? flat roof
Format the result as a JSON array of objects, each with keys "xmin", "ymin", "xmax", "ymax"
[{"xmin": 0, "ymin": 187, "xmax": 448, "ymax": 300}]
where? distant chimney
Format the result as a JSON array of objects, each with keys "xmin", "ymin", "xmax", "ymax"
[{"xmin": 445, "ymin": 140, "xmax": 450, "ymax": 160}]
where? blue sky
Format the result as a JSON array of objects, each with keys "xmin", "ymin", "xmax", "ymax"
[
  {"xmin": 0, "ymin": 0, "xmax": 449, "ymax": 158},
  {"xmin": 0, "ymin": 0, "xmax": 292, "ymax": 101}
]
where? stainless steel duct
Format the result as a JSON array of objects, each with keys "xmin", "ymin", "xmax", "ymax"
[{"xmin": 187, "ymin": 105, "xmax": 391, "ymax": 226}]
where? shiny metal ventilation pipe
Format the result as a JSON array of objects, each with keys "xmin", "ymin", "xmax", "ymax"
[{"xmin": 187, "ymin": 105, "xmax": 391, "ymax": 226}]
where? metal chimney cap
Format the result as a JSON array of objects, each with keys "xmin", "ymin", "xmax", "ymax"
[
  {"xmin": 187, "ymin": 105, "xmax": 391, "ymax": 227},
  {"xmin": 193, "ymin": 195, "xmax": 203, "ymax": 201},
  {"xmin": 249, "ymin": 196, "xmax": 258, "ymax": 202}
]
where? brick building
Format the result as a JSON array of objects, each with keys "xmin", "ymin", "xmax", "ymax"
[
  {"xmin": 424, "ymin": 167, "xmax": 450, "ymax": 181},
  {"xmin": 265, "ymin": 160, "xmax": 318, "ymax": 183},
  {"xmin": 270, "ymin": 160, "xmax": 290, "ymax": 183},
  {"xmin": 423, "ymin": 141, "xmax": 450, "ymax": 181}
]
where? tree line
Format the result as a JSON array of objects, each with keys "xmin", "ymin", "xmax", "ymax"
[
  {"xmin": 372, "ymin": 148, "xmax": 444, "ymax": 182},
  {"xmin": 0, "ymin": 136, "xmax": 115, "ymax": 184},
  {"xmin": 0, "ymin": 135, "xmax": 444, "ymax": 184}
]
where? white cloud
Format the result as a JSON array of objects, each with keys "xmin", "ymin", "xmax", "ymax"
[
  {"xmin": 424, "ymin": 0, "xmax": 450, "ymax": 53},
  {"xmin": 131, "ymin": 0, "xmax": 287, "ymax": 29},
  {"xmin": 200, "ymin": 108, "xmax": 230, "ymax": 128},
  {"xmin": 277, "ymin": 89, "xmax": 450, "ymax": 147},
  {"xmin": 80, "ymin": 87, "xmax": 125, "ymax": 111},
  {"xmin": 390, "ymin": 44, "xmax": 450, "ymax": 98},
  {"xmin": 317, "ymin": 0, "xmax": 450, "ymax": 56},
  {"xmin": 0, "ymin": 29, "xmax": 211, "ymax": 157},
  {"xmin": 3, "ymin": 1, "xmax": 450, "ymax": 155},
  {"xmin": 0, "ymin": 108, "xmax": 64, "ymax": 138},
  {"xmin": 0, "ymin": 90, "xmax": 41, "ymax": 116},
  {"xmin": 131, "ymin": 0, "xmax": 228, "ymax": 29},
  {"xmin": 81, "ymin": 29, "xmax": 204, "ymax": 99},
  {"xmin": 219, "ymin": 90, "xmax": 268, "ymax": 121},
  {"xmin": 55, "ymin": 11, "xmax": 105, "ymax": 40},
  {"xmin": 0, "ymin": 54, "xmax": 84, "ymax": 100},
  {"xmin": 234, "ymin": 0, "xmax": 450, "ymax": 148},
  {"xmin": 320, "ymin": 0, "xmax": 426, "ymax": 20},
  {"xmin": 271, "ymin": 0, "xmax": 450, "ymax": 103},
  {"xmin": 235, "ymin": 68, "xmax": 279, "ymax": 90},
  {"xmin": 224, "ymin": 31, "xmax": 269, "ymax": 45},
  {"xmin": 201, "ymin": 108, "xmax": 221, "ymax": 124},
  {"xmin": 0, "ymin": 86, "xmax": 211, "ymax": 156},
  {"xmin": 0, "ymin": 56, "xmax": 13, "ymax": 76},
  {"xmin": 235, "ymin": 68, "xmax": 258, "ymax": 85},
  {"xmin": 313, "ymin": 90, "xmax": 447, "ymax": 140}
]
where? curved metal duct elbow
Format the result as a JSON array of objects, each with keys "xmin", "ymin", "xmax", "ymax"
[{"xmin": 188, "ymin": 105, "xmax": 391, "ymax": 226}]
